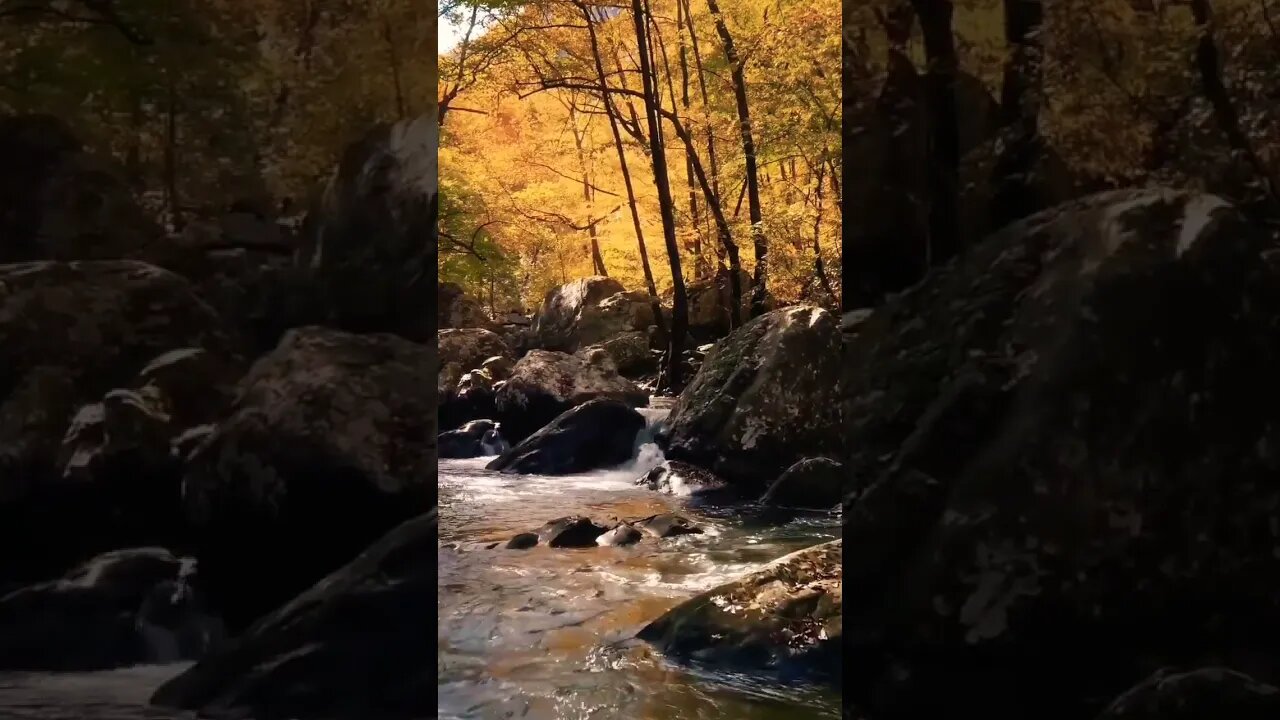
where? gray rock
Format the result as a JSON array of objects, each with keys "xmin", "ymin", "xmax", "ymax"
[{"xmin": 495, "ymin": 349, "xmax": 647, "ymax": 442}]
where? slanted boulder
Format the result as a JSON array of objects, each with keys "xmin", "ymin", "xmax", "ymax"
[
  {"xmin": 151, "ymin": 512, "xmax": 435, "ymax": 719},
  {"xmin": 297, "ymin": 116, "xmax": 436, "ymax": 340},
  {"xmin": 657, "ymin": 305, "xmax": 842, "ymax": 489},
  {"xmin": 0, "ymin": 261, "xmax": 236, "ymax": 586},
  {"xmin": 838, "ymin": 189, "xmax": 1280, "ymax": 720},
  {"xmin": 487, "ymin": 399, "xmax": 644, "ymax": 475},
  {"xmin": 0, "ymin": 547, "xmax": 222, "ymax": 671},
  {"xmin": 495, "ymin": 349, "xmax": 647, "ymax": 442},
  {"xmin": 181, "ymin": 327, "xmax": 433, "ymax": 630},
  {"xmin": 438, "ymin": 419, "xmax": 508, "ymax": 459},
  {"xmin": 639, "ymin": 539, "xmax": 841, "ymax": 681}
]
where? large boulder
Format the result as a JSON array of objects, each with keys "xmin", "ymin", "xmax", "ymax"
[
  {"xmin": 657, "ymin": 305, "xmax": 842, "ymax": 489},
  {"xmin": 0, "ymin": 547, "xmax": 223, "ymax": 670},
  {"xmin": 486, "ymin": 399, "xmax": 644, "ymax": 475},
  {"xmin": 495, "ymin": 349, "xmax": 648, "ymax": 442},
  {"xmin": 638, "ymin": 539, "xmax": 841, "ymax": 681},
  {"xmin": 840, "ymin": 189, "xmax": 1280, "ymax": 720},
  {"xmin": 530, "ymin": 277, "xmax": 655, "ymax": 351},
  {"xmin": 0, "ymin": 261, "xmax": 237, "ymax": 586},
  {"xmin": 181, "ymin": 327, "xmax": 433, "ymax": 630},
  {"xmin": 0, "ymin": 114, "xmax": 162, "ymax": 264},
  {"xmin": 438, "ymin": 328, "xmax": 509, "ymax": 373},
  {"xmin": 297, "ymin": 116, "xmax": 436, "ymax": 341},
  {"xmin": 759, "ymin": 457, "xmax": 848, "ymax": 510},
  {"xmin": 438, "ymin": 281, "xmax": 494, "ymax": 330},
  {"xmin": 151, "ymin": 512, "xmax": 435, "ymax": 719}
]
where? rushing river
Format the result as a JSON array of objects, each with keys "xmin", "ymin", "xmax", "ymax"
[
  {"xmin": 438, "ymin": 403, "xmax": 841, "ymax": 719},
  {"xmin": 0, "ymin": 664, "xmax": 193, "ymax": 719}
]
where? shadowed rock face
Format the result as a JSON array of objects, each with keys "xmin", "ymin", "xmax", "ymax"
[
  {"xmin": 657, "ymin": 305, "xmax": 842, "ymax": 490},
  {"xmin": 298, "ymin": 115, "xmax": 436, "ymax": 341},
  {"xmin": 638, "ymin": 539, "xmax": 840, "ymax": 681},
  {"xmin": 151, "ymin": 512, "xmax": 436, "ymax": 720},
  {"xmin": 0, "ymin": 261, "xmax": 237, "ymax": 586},
  {"xmin": 487, "ymin": 398, "xmax": 644, "ymax": 475},
  {"xmin": 837, "ymin": 189, "xmax": 1280, "ymax": 720},
  {"xmin": 181, "ymin": 326, "xmax": 433, "ymax": 631}
]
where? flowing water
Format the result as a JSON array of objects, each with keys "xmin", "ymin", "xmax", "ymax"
[
  {"xmin": 0, "ymin": 664, "xmax": 194, "ymax": 719},
  {"xmin": 438, "ymin": 402, "xmax": 841, "ymax": 719}
]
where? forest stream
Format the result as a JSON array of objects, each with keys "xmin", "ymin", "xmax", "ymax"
[{"xmin": 438, "ymin": 401, "xmax": 841, "ymax": 719}]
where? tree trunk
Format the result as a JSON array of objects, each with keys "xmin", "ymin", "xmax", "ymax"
[
  {"xmin": 1189, "ymin": 0, "xmax": 1279, "ymax": 206},
  {"xmin": 382, "ymin": 15, "xmax": 407, "ymax": 120},
  {"xmin": 581, "ymin": 1, "xmax": 667, "ymax": 339},
  {"xmin": 811, "ymin": 162, "xmax": 836, "ymax": 303},
  {"xmin": 706, "ymin": 0, "xmax": 767, "ymax": 318},
  {"xmin": 682, "ymin": 0, "xmax": 730, "ymax": 290},
  {"xmin": 569, "ymin": 105, "xmax": 609, "ymax": 277},
  {"xmin": 633, "ymin": 0, "xmax": 688, "ymax": 392},
  {"xmin": 910, "ymin": 0, "xmax": 961, "ymax": 265},
  {"xmin": 676, "ymin": 0, "xmax": 705, "ymax": 279},
  {"xmin": 164, "ymin": 65, "xmax": 182, "ymax": 232},
  {"xmin": 990, "ymin": 0, "xmax": 1045, "ymax": 230}
]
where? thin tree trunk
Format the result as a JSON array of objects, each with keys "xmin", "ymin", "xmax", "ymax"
[
  {"xmin": 1190, "ymin": 0, "xmax": 1279, "ymax": 205},
  {"xmin": 382, "ymin": 15, "xmax": 407, "ymax": 119},
  {"xmin": 677, "ymin": 0, "xmax": 705, "ymax": 279},
  {"xmin": 911, "ymin": 0, "xmax": 961, "ymax": 265},
  {"xmin": 682, "ymin": 0, "xmax": 729, "ymax": 287},
  {"xmin": 990, "ymin": 0, "xmax": 1045, "ymax": 230},
  {"xmin": 706, "ymin": 0, "xmax": 766, "ymax": 317},
  {"xmin": 581, "ymin": 1, "xmax": 667, "ymax": 339},
  {"xmin": 164, "ymin": 63, "xmax": 181, "ymax": 231},
  {"xmin": 569, "ymin": 105, "xmax": 608, "ymax": 276},
  {"xmin": 811, "ymin": 162, "xmax": 835, "ymax": 302},
  {"xmin": 633, "ymin": 0, "xmax": 688, "ymax": 392}
]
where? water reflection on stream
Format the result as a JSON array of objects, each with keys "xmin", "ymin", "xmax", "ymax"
[{"xmin": 437, "ymin": 408, "xmax": 841, "ymax": 719}]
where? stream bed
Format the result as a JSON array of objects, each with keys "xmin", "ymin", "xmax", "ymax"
[{"xmin": 438, "ymin": 407, "xmax": 841, "ymax": 719}]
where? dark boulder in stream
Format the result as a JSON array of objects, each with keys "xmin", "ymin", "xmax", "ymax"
[
  {"xmin": 181, "ymin": 326, "xmax": 433, "ymax": 630},
  {"xmin": 759, "ymin": 457, "xmax": 848, "ymax": 510},
  {"xmin": 536, "ymin": 516, "xmax": 609, "ymax": 548},
  {"xmin": 638, "ymin": 539, "xmax": 841, "ymax": 680},
  {"xmin": 838, "ymin": 189, "xmax": 1280, "ymax": 720},
  {"xmin": 487, "ymin": 398, "xmax": 644, "ymax": 475},
  {"xmin": 151, "ymin": 511, "xmax": 435, "ymax": 719},
  {"xmin": 0, "ymin": 547, "xmax": 222, "ymax": 671},
  {"xmin": 636, "ymin": 460, "xmax": 735, "ymax": 504},
  {"xmin": 635, "ymin": 514, "xmax": 701, "ymax": 538},
  {"xmin": 1094, "ymin": 668, "xmax": 1280, "ymax": 720},
  {"xmin": 595, "ymin": 524, "xmax": 642, "ymax": 547},
  {"xmin": 657, "ymin": 305, "xmax": 842, "ymax": 490}
]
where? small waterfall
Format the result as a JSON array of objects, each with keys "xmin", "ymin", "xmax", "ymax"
[{"xmin": 604, "ymin": 399, "xmax": 670, "ymax": 479}]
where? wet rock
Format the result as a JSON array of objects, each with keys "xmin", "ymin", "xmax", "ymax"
[
  {"xmin": 0, "ymin": 548, "xmax": 223, "ymax": 671},
  {"xmin": 529, "ymin": 278, "xmax": 660, "ymax": 353},
  {"xmin": 639, "ymin": 539, "xmax": 840, "ymax": 680},
  {"xmin": 759, "ymin": 458, "xmax": 848, "ymax": 510},
  {"xmin": 839, "ymin": 190, "xmax": 1280, "ymax": 720},
  {"xmin": 297, "ymin": 115, "xmax": 436, "ymax": 341},
  {"xmin": 494, "ymin": 349, "xmax": 647, "ymax": 443},
  {"xmin": 1095, "ymin": 668, "xmax": 1280, "ymax": 720},
  {"xmin": 657, "ymin": 306, "xmax": 842, "ymax": 489},
  {"xmin": 438, "ymin": 282, "xmax": 495, "ymax": 330},
  {"xmin": 635, "ymin": 514, "xmax": 702, "ymax": 538},
  {"xmin": 0, "ymin": 261, "xmax": 236, "ymax": 587},
  {"xmin": 505, "ymin": 533, "xmax": 539, "ymax": 550},
  {"xmin": 596, "ymin": 524, "xmax": 642, "ymax": 547},
  {"xmin": 438, "ymin": 420, "xmax": 508, "ymax": 459},
  {"xmin": 182, "ymin": 326, "xmax": 433, "ymax": 631},
  {"xmin": 537, "ymin": 516, "xmax": 609, "ymax": 548},
  {"xmin": 0, "ymin": 114, "xmax": 163, "ymax": 264},
  {"xmin": 636, "ymin": 461, "xmax": 736, "ymax": 503},
  {"xmin": 151, "ymin": 512, "xmax": 435, "ymax": 719},
  {"xmin": 487, "ymin": 399, "xmax": 645, "ymax": 475}
]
